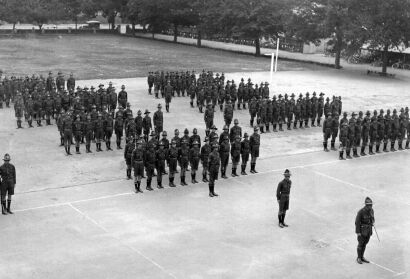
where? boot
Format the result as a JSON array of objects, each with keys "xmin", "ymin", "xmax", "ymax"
[
  {"xmin": 339, "ymin": 151, "xmax": 345, "ymax": 160},
  {"xmin": 86, "ymin": 144, "xmax": 91, "ymax": 153},
  {"xmin": 193, "ymin": 173, "xmax": 198, "ymax": 183},
  {"xmin": 376, "ymin": 144, "xmax": 381, "ymax": 153},
  {"xmin": 250, "ymin": 119, "xmax": 254, "ymax": 127},
  {"xmin": 406, "ymin": 141, "xmax": 410, "ymax": 149},
  {"xmin": 346, "ymin": 149, "xmax": 352, "ymax": 159},
  {"xmin": 360, "ymin": 146, "xmax": 366, "ymax": 156},
  {"xmin": 317, "ymin": 118, "xmax": 321, "ymax": 127},
  {"xmin": 209, "ymin": 185, "xmax": 214, "ymax": 197},
  {"xmin": 266, "ymin": 125, "xmax": 270, "ymax": 132},
  {"xmin": 67, "ymin": 146, "xmax": 72, "ymax": 155},
  {"xmin": 356, "ymin": 249, "xmax": 363, "ymax": 264},
  {"xmin": 169, "ymin": 177, "xmax": 176, "ymax": 187},
  {"xmin": 369, "ymin": 145, "xmax": 374, "ymax": 155},
  {"xmin": 383, "ymin": 142, "xmax": 388, "ymax": 152},
  {"xmin": 231, "ymin": 168, "xmax": 236, "ymax": 177},
  {"xmin": 157, "ymin": 182, "xmax": 164, "ymax": 189},
  {"xmin": 134, "ymin": 183, "xmax": 139, "ymax": 193},
  {"xmin": 2, "ymin": 201, "xmax": 7, "ymax": 215},
  {"xmin": 331, "ymin": 142, "xmax": 336, "ymax": 151},
  {"xmin": 391, "ymin": 142, "xmax": 396, "ymax": 152},
  {"xmin": 293, "ymin": 122, "xmax": 297, "ymax": 129},
  {"xmin": 243, "ymin": 103, "xmax": 246, "ymax": 109},
  {"xmin": 278, "ymin": 215, "xmax": 283, "ymax": 228},
  {"xmin": 191, "ymin": 174, "xmax": 196, "ymax": 184},
  {"xmin": 127, "ymin": 169, "xmax": 131, "ymax": 179},
  {"xmin": 222, "ymin": 169, "xmax": 228, "ymax": 179},
  {"xmin": 181, "ymin": 176, "xmax": 186, "ymax": 186},
  {"xmin": 279, "ymin": 124, "xmax": 283, "ymax": 131},
  {"xmin": 399, "ymin": 142, "xmax": 403, "ymax": 150},
  {"xmin": 260, "ymin": 126, "xmax": 264, "ymax": 133},
  {"xmin": 287, "ymin": 123, "xmax": 291, "ymax": 130},
  {"xmin": 76, "ymin": 146, "xmax": 81, "ymax": 154},
  {"xmin": 311, "ymin": 120, "xmax": 316, "ymax": 127},
  {"xmin": 241, "ymin": 165, "xmax": 248, "ymax": 175},
  {"xmin": 282, "ymin": 214, "xmax": 288, "ymax": 227},
  {"xmin": 29, "ymin": 120, "xmax": 34, "ymax": 128},
  {"xmin": 353, "ymin": 148, "xmax": 359, "ymax": 158},
  {"xmin": 96, "ymin": 143, "xmax": 100, "ymax": 152},
  {"xmin": 323, "ymin": 142, "xmax": 329, "ymax": 152},
  {"xmin": 273, "ymin": 124, "xmax": 277, "ymax": 132},
  {"xmin": 146, "ymin": 179, "xmax": 153, "ymax": 191},
  {"xmin": 60, "ymin": 138, "xmax": 64, "ymax": 146},
  {"xmin": 237, "ymin": 103, "xmax": 241, "ymax": 110},
  {"xmin": 212, "ymin": 185, "xmax": 218, "ymax": 197},
  {"xmin": 299, "ymin": 121, "xmax": 303, "ymax": 129}
]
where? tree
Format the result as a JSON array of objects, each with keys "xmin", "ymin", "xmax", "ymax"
[
  {"xmin": 60, "ymin": 0, "xmax": 84, "ymax": 30},
  {"xmin": 125, "ymin": 0, "xmax": 142, "ymax": 32},
  {"xmin": 219, "ymin": 0, "xmax": 286, "ymax": 56},
  {"xmin": 136, "ymin": 0, "xmax": 169, "ymax": 38},
  {"xmin": 167, "ymin": 0, "xmax": 196, "ymax": 42},
  {"xmin": 25, "ymin": 0, "xmax": 60, "ymax": 30},
  {"xmin": 0, "ymin": 0, "xmax": 29, "ymax": 30},
  {"xmin": 356, "ymin": 0, "xmax": 410, "ymax": 73}
]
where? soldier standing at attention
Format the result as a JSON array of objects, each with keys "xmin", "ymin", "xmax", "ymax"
[
  {"xmin": 164, "ymin": 80, "xmax": 173, "ymax": 112},
  {"xmin": 142, "ymin": 109, "xmax": 152, "ymax": 143},
  {"xmin": 67, "ymin": 73, "xmax": 75, "ymax": 92},
  {"xmin": 219, "ymin": 134, "xmax": 230, "ymax": 179},
  {"xmin": 355, "ymin": 197, "xmax": 375, "ymax": 264},
  {"xmin": 200, "ymin": 137, "xmax": 211, "ymax": 182},
  {"xmin": 84, "ymin": 114, "xmax": 94, "ymax": 153},
  {"xmin": 339, "ymin": 122, "xmax": 348, "ymax": 160},
  {"xmin": 249, "ymin": 126, "xmax": 260, "ymax": 173},
  {"xmin": 178, "ymin": 140, "xmax": 189, "ymax": 186},
  {"xmin": 330, "ymin": 113, "xmax": 339, "ymax": 151},
  {"xmin": 240, "ymin": 133, "xmax": 250, "ymax": 175},
  {"xmin": 73, "ymin": 116, "xmax": 83, "ymax": 154},
  {"xmin": 208, "ymin": 143, "xmax": 220, "ymax": 197},
  {"xmin": 124, "ymin": 136, "xmax": 135, "ymax": 179},
  {"xmin": 147, "ymin": 72, "xmax": 154, "ymax": 95},
  {"xmin": 204, "ymin": 104, "xmax": 214, "ymax": 130},
  {"xmin": 95, "ymin": 113, "xmax": 104, "ymax": 152},
  {"xmin": 132, "ymin": 139, "xmax": 144, "ymax": 193},
  {"xmin": 229, "ymin": 119, "xmax": 242, "ymax": 144},
  {"xmin": 118, "ymin": 85, "xmax": 128, "ymax": 109},
  {"xmin": 0, "ymin": 154, "xmax": 16, "ymax": 215},
  {"xmin": 104, "ymin": 112, "xmax": 114, "ymax": 151},
  {"xmin": 323, "ymin": 113, "xmax": 332, "ymax": 152},
  {"xmin": 155, "ymin": 142, "xmax": 166, "ymax": 189},
  {"xmin": 167, "ymin": 140, "xmax": 179, "ymax": 187},
  {"xmin": 63, "ymin": 111, "xmax": 73, "ymax": 155},
  {"xmin": 144, "ymin": 137, "xmax": 156, "ymax": 191},
  {"xmin": 276, "ymin": 169, "xmax": 292, "ymax": 228},
  {"xmin": 153, "ymin": 104, "xmax": 163, "ymax": 140},
  {"xmin": 230, "ymin": 135, "xmax": 241, "ymax": 177},
  {"xmin": 189, "ymin": 141, "xmax": 200, "ymax": 183}
]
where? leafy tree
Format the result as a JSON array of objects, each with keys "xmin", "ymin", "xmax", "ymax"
[
  {"xmin": 356, "ymin": 0, "xmax": 410, "ymax": 73},
  {"xmin": 124, "ymin": 0, "xmax": 142, "ymax": 31},
  {"xmin": 0, "ymin": 0, "xmax": 29, "ymax": 30},
  {"xmin": 167, "ymin": 0, "xmax": 197, "ymax": 42}
]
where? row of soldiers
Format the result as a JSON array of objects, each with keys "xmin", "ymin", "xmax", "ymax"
[
  {"xmin": 10, "ymin": 79, "xmax": 129, "ymax": 129},
  {"xmin": 56, "ymin": 103, "xmax": 163, "ymax": 155},
  {"xmin": 124, "ymin": 123, "xmax": 261, "ymax": 197},
  {"xmin": 322, "ymin": 107, "xmax": 410, "ymax": 159},
  {"xmin": 0, "ymin": 71, "xmax": 76, "ymax": 109}
]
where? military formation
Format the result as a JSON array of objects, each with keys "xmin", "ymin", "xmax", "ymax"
[
  {"xmin": 147, "ymin": 70, "xmax": 334, "ymax": 133},
  {"xmin": 323, "ymin": 107, "xmax": 410, "ymax": 159},
  {"xmin": 124, "ymin": 121, "xmax": 261, "ymax": 198}
]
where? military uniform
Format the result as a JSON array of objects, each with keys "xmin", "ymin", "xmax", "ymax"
[
  {"xmin": 208, "ymin": 145, "xmax": 220, "ymax": 197},
  {"xmin": 155, "ymin": 143, "xmax": 166, "ymax": 188},
  {"xmin": 355, "ymin": 197, "xmax": 375, "ymax": 264},
  {"xmin": 73, "ymin": 118, "xmax": 83, "ymax": 154},
  {"xmin": 276, "ymin": 169, "xmax": 292, "ymax": 228},
  {"xmin": 189, "ymin": 141, "xmax": 201, "ymax": 183},
  {"xmin": 200, "ymin": 138, "xmax": 211, "ymax": 182},
  {"xmin": 132, "ymin": 141, "xmax": 144, "ymax": 193},
  {"xmin": 118, "ymin": 86, "xmax": 128, "ymax": 109},
  {"xmin": 322, "ymin": 114, "xmax": 332, "ymax": 151},
  {"xmin": 142, "ymin": 110, "xmax": 152, "ymax": 142},
  {"xmin": 167, "ymin": 141, "xmax": 179, "ymax": 187},
  {"xmin": 178, "ymin": 141, "xmax": 189, "ymax": 186},
  {"xmin": 144, "ymin": 141, "xmax": 156, "ymax": 191},
  {"xmin": 249, "ymin": 127, "xmax": 260, "ymax": 173},
  {"xmin": 204, "ymin": 104, "xmax": 214, "ymax": 129},
  {"xmin": 153, "ymin": 105, "xmax": 163, "ymax": 139},
  {"xmin": 104, "ymin": 113, "xmax": 114, "ymax": 151},
  {"xmin": 62, "ymin": 113, "xmax": 73, "ymax": 155},
  {"xmin": 0, "ymin": 154, "xmax": 16, "ymax": 215},
  {"xmin": 339, "ymin": 121, "xmax": 348, "ymax": 160}
]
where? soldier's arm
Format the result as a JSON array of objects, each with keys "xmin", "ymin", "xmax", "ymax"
[
  {"xmin": 355, "ymin": 210, "xmax": 362, "ymax": 234},
  {"xmin": 13, "ymin": 165, "xmax": 16, "ymax": 184},
  {"xmin": 276, "ymin": 182, "xmax": 282, "ymax": 201}
]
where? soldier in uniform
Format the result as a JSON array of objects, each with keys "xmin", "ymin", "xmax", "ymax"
[
  {"xmin": 219, "ymin": 133, "xmax": 230, "ymax": 179},
  {"xmin": 398, "ymin": 109, "xmax": 406, "ymax": 150},
  {"xmin": 310, "ymin": 92, "xmax": 318, "ymax": 127},
  {"xmin": 276, "ymin": 169, "xmax": 292, "ymax": 228},
  {"xmin": 167, "ymin": 140, "xmax": 179, "ymax": 187},
  {"xmin": 114, "ymin": 112, "xmax": 124, "ymax": 149},
  {"xmin": 84, "ymin": 114, "xmax": 94, "ymax": 153},
  {"xmin": 188, "ymin": 82, "xmax": 196, "ymax": 108},
  {"xmin": 249, "ymin": 126, "xmax": 260, "ymax": 173},
  {"xmin": 189, "ymin": 128, "xmax": 201, "ymax": 149},
  {"xmin": 339, "ymin": 122, "xmax": 348, "ymax": 160},
  {"xmin": 208, "ymin": 143, "xmax": 220, "ymax": 197},
  {"xmin": 376, "ymin": 109, "xmax": 385, "ymax": 153},
  {"xmin": 0, "ymin": 154, "xmax": 16, "ymax": 215},
  {"xmin": 155, "ymin": 142, "xmax": 166, "ymax": 189},
  {"xmin": 14, "ymin": 92, "xmax": 25, "ymax": 128},
  {"xmin": 355, "ymin": 197, "xmax": 375, "ymax": 264},
  {"xmin": 189, "ymin": 140, "xmax": 201, "ymax": 183},
  {"xmin": 346, "ymin": 112, "xmax": 356, "ymax": 159},
  {"xmin": 104, "ymin": 112, "xmax": 114, "ymax": 151},
  {"xmin": 67, "ymin": 73, "xmax": 75, "ymax": 92},
  {"xmin": 229, "ymin": 119, "xmax": 242, "ymax": 144},
  {"xmin": 201, "ymin": 137, "xmax": 211, "ymax": 182},
  {"xmin": 147, "ymin": 72, "xmax": 154, "ymax": 95},
  {"xmin": 249, "ymin": 96, "xmax": 258, "ymax": 127},
  {"xmin": 230, "ymin": 135, "xmax": 241, "ymax": 177},
  {"xmin": 224, "ymin": 100, "xmax": 234, "ymax": 128},
  {"xmin": 144, "ymin": 135, "xmax": 156, "ymax": 191},
  {"xmin": 204, "ymin": 103, "xmax": 214, "ymax": 130},
  {"xmin": 405, "ymin": 110, "xmax": 410, "ymax": 149},
  {"xmin": 132, "ymin": 139, "xmax": 144, "ymax": 193},
  {"xmin": 153, "ymin": 104, "xmax": 163, "ymax": 140},
  {"xmin": 118, "ymin": 85, "xmax": 128, "ymax": 109},
  {"xmin": 109, "ymin": 87, "xmax": 117, "ymax": 113},
  {"xmin": 240, "ymin": 133, "xmax": 250, "ymax": 175},
  {"xmin": 369, "ymin": 111, "xmax": 378, "ymax": 155},
  {"xmin": 73, "ymin": 117, "xmax": 83, "ymax": 154},
  {"xmin": 164, "ymin": 80, "xmax": 173, "ymax": 112},
  {"xmin": 391, "ymin": 109, "xmax": 399, "ymax": 151},
  {"xmin": 62, "ymin": 112, "xmax": 73, "ymax": 155},
  {"xmin": 330, "ymin": 113, "xmax": 339, "ymax": 151},
  {"xmin": 322, "ymin": 113, "xmax": 332, "ymax": 152},
  {"xmin": 178, "ymin": 140, "xmax": 189, "ymax": 186},
  {"xmin": 142, "ymin": 109, "xmax": 152, "ymax": 142},
  {"xmin": 94, "ymin": 113, "xmax": 104, "ymax": 152},
  {"xmin": 278, "ymin": 94, "xmax": 285, "ymax": 131},
  {"xmin": 360, "ymin": 111, "xmax": 371, "ymax": 156}
]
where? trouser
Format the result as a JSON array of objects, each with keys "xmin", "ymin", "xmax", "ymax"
[{"xmin": 357, "ymin": 234, "xmax": 371, "ymax": 259}]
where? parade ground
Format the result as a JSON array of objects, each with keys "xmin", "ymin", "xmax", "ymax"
[{"xmin": 1, "ymin": 34, "xmax": 410, "ymax": 278}]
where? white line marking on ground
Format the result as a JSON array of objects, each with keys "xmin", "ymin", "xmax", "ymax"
[
  {"xmin": 67, "ymin": 203, "xmax": 178, "ymax": 279},
  {"xmin": 369, "ymin": 261, "xmax": 401, "ymax": 275},
  {"xmin": 309, "ymin": 169, "xmax": 371, "ymax": 192}
]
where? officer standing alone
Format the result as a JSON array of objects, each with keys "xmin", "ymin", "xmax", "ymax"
[
  {"xmin": 0, "ymin": 154, "xmax": 16, "ymax": 215},
  {"xmin": 355, "ymin": 197, "xmax": 375, "ymax": 264},
  {"xmin": 276, "ymin": 169, "xmax": 292, "ymax": 228}
]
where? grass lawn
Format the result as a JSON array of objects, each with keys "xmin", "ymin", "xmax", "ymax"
[{"xmin": 0, "ymin": 33, "xmax": 323, "ymax": 79}]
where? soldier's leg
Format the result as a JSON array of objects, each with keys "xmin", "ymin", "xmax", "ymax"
[
  {"xmin": 75, "ymin": 135, "xmax": 81, "ymax": 154},
  {"xmin": 339, "ymin": 140, "xmax": 345, "ymax": 160},
  {"xmin": 398, "ymin": 133, "xmax": 404, "ymax": 150},
  {"xmin": 311, "ymin": 115, "xmax": 316, "ymax": 127},
  {"xmin": 202, "ymin": 164, "xmax": 208, "ymax": 182},
  {"xmin": 157, "ymin": 167, "xmax": 163, "ymax": 188},
  {"xmin": 180, "ymin": 166, "xmax": 186, "ymax": 186},
  {"xmin": 317, "ymin": 115, "xmax": 322, "ymax": 127},
  {"xmin": 323, "ymin": 133, "xmax": 329, "ymax": 151},
  {"xmin": 406, "ymin": 132, "xmax": 410, "ymax": 149},
  {"xmin": 346, "ymin": 139, "xmax": 352, "ymax": 159},
  {"xmin": 391, "ymin": 134, "xmax": 396, "ymax": 151},
  {"xmin": 383, "ymin": 136, "xmax": 389, "ymax": 152}
]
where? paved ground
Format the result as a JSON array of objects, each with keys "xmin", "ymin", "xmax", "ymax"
[{"xmin": 0, "ymin": 67, "xmax": 409, "ymax": 278}]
